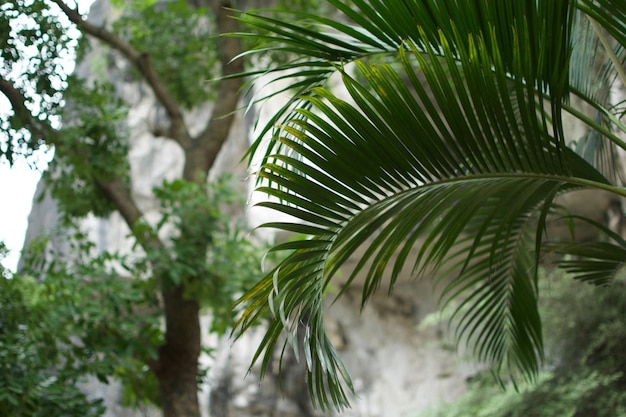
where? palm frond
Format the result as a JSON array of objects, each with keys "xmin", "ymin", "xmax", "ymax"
[
  {"xmin": 569, "ymin": 11, "xmax": 615, "ymax": 102},
  {"xmin": 547, "ymin": 215, "xmax": 626, "ymax": 286},
  {"xmin": 557, "ymin": 242, "xmax": 626, "ymax": 285},
  {"xmin": 232, "ymin": 0, "xmax": 626, "ymax": 410},
  {"xmin": 235, "ymin": 0, "xmax": 573, "ymax": 162}
]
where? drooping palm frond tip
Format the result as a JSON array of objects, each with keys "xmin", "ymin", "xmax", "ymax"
[{"xmin": 233, "ymin": 0, "xmax": 626, "ymax": 411}]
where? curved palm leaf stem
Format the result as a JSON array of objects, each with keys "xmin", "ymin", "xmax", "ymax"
[
  {"xmin": 562, "ymin": 101, "xmax": 626, "ymax": 151},
  {"xmin": 432, "ymin": 172, "xmax": 626, "ymax": 197},
  {"xmin": 588, "ymin": 16, "xmax": 626, "ymax": 91}
]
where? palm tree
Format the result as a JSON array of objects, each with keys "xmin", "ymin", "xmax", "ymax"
[{"xmin": 232, "ymin": 0, "xmax": 626, "ymax": 411}]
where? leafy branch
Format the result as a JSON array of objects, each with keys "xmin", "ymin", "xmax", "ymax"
[{"xmin": 51, "ymin": 0, "xmax": 192, "ymax": 147}]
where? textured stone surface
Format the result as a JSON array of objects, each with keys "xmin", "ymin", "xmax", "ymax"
[{"xmin": 208, "ymin": 278, "xmax": 478, "ymax": 417}]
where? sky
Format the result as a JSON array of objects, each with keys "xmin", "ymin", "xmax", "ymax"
[
  {"xmin": 0, "ymin": 151, "xmax": 52, "ymax": 272},
  {"xmin": 0, "ymin": 0, "xmax": 95, "ymax": 272}
]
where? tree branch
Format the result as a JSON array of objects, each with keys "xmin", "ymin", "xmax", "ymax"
[
  {"xmin": 183, "ymin": 1, "xmax": 244, "ymax": 182},
  {"xmin": 94, "ymin": 176, "xmax": 165, "ymax": 252},
  {"xmin": 1, "ymin": 76, "xmax": 163, "ymax": 254},
  {"xmin": 0, "ymin": 77, "xmax": 56, "ymax": 141},
  {"xmin": 93, "ymin": 178, "xmax": 141, "ymax": 231},
  {"xmin": 51, "ymin": 0, "xmax": 192, "ymax": 148}
]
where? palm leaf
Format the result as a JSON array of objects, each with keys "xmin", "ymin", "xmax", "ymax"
[
  {"xmin": 547, "ymin": 215, "xmax": 626, "ymax": 286},
  {"xmin": 235, "ymin": 0, "xmax": 573, "ymax": 162},
  {"xmin": 232, "ymin": 0, "xmax": 626, "ymax": 410}
]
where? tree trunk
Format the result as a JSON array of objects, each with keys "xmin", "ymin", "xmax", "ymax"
[{"xmin": 157, "ymin": 285, "xmax": 202, "ymax": 417}]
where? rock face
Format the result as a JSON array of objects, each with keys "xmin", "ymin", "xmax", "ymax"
[
  {"xmin": 19, "ymin": 1, "xmax": 481, "ymax": 416},
  {"xmin": 207, "ymin": 276, "xmax": 478, "ymax": 417}
]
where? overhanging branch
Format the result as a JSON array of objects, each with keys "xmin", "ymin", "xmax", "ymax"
[
  {"xmin": 94, "ymin": 176, "xmax": 165, "ymax": 252},
  {"xmin": 51, "ymin": 0, "xmax": 192, "ymax": 148},
  {"xmin": 0, "ymin": 76, "xmax": 164, "ymax": 253},
  {"xmin": 0, "ymin": 77, "xmax": 55, "ymax": 141}
]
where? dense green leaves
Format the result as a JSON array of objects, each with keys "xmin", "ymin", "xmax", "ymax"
[
  {"xmin": 0, "ymin": 0, "xmax": 217, "ymax": 165},
  {"xmin": 16, "ymin": 234, "xmax": 164, "ymax": 406},
  {"xmin": 150, "ymin": 176, "xmax": 268, "ymax": 335},
  {"xmin": 0, "ymin": 0, "xmax": 77, "ymax": 162},
  {"xmin": 112, "ymin": 0, "xmax": 219, "ymax": 108},
  {"xmin": 44, "ymin": 78, "xmax": 131, "ymax": 220},
  {"xmin": 0, "ymin": 242, "xmax": 130, "ymax": 417},
  {"xmin": 233, "ymin": 0, "xmax": 626, "ymax": 410}
]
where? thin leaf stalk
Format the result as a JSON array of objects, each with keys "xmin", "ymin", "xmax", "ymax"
[{"xmin": 588, "ymin": 16, "xmax": 626, "ymax": 91}]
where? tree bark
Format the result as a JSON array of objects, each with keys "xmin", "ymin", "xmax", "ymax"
[
  {"xmin": 183, "ymin": 1, "xmax": 244, "ymax": 183},
  {"xmin": 157, "ymin": 285, "xmax": 202, "ymax": 417}
]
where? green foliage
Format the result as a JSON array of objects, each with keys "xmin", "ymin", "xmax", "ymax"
[
  {"xmin": 44, "ymin": 77, "xmax": 130, "ymax": 221},
  {"xmin": 111, "ymin": 0, "xmax": 158, "ymax": 9},
  {"xmin": 418, "ymin": 271, "xmax": 626, "ymax": 417},
  {"xmin": 43, "ymin": 78, "xmax": 130, "ymax": 220},
  {"xmin": 151, "ymin": 175, "xmax": 268, "ymax": 335},
  {"xmin": 0, "ymin": 242, "xmax": 105, "ymax": 417},
  {"xmin": 1, "ymin": 176, "xmax": 264, "ymax": 414},
  {"xmin": 11, "ymin": 232, "xmax": 164, "ymax": 411},
  {"xmin": 112, "ymin": 0, "xmax": 219, "ymax": 108},
  {"xmin": 0, "ymin": 0, "xmax": 77, "ymax": 162},
  {"xmin": 1, "ymin": 0, "xmax": 224, "ymax": 165}
]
